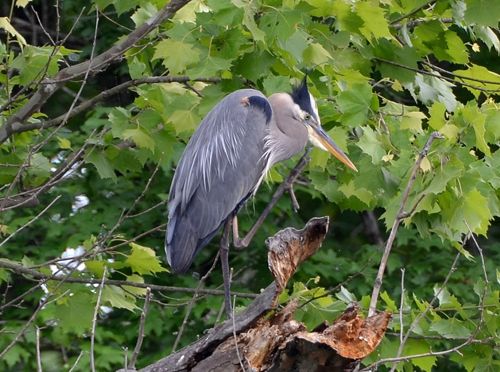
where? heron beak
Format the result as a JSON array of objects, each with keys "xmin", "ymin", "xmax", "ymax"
[{"xmin": 307, "ymin": 120, "xmax": 358, "ymax": 172}]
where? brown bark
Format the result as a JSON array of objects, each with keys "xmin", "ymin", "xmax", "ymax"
[{"xmin": 131, "ymin": 217, "xmax": 391, "ymax": 372}]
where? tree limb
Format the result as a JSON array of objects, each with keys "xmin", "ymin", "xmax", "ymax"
[{"xmin": 0, "ymin": 0, "xmax": 192, "ymax": 144}]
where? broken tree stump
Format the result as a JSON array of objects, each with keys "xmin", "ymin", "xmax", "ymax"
[{"xmin": 133, "ymin": 217, "xmax": 391, "ymax": 372}]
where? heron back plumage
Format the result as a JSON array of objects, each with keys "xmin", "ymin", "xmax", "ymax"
[{"xmin": 166, "ymin": 89, "xmax": 271, "ymax": 273}]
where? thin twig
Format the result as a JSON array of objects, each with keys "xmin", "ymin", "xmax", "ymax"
[
  {"xmin": 0, "ymin": 259, "xmax": 258, "ymax": 304},
  {"xmin": 0, "ymin": 195, "xmax": 61, "ymax": 248},
  {"xmin": 390, "ymin": 0, "xmax": 436, "ymax": 25},
  {"xmin": 68, "ymin": 351, "xmax": 85, "ymax": 372},
  {"xmin": 90, "ymin": 266, "xmax": 107, "ymax": 372},
  {"xmin": 399, "ymin": 269, "xmax": 405, "ymax": 346},
  {"xmin": 234, "ymin": 148, "xmax": 312, "ymax": 249},
  {"xmin": 172, "ymin": 252, "xmax": 221, "ymax": 352},
  {"xmin": 36, "ymin": 326, "xmax": 42, "ymax": 372},
  {"xmin": 128, "ymin": 287, "xmax": 152, "ymax": 369},
  {"xmin": 368, "ymin": 131, "xmax": 443, "ymax": 316}
]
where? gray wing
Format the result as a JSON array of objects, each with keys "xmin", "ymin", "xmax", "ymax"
[{"xmin": 166, "ymin": 89, "xmax": 271, "ymax": 273}]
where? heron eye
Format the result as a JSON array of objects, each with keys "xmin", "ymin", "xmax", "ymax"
[{"xmin": 303, "ymin": 113, "xmax": 311, "ymax": 121}]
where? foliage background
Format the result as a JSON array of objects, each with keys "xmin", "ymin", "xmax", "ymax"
[{"xmin": 0, "ymin": 0, "xmax": 498, "ymax": 370}]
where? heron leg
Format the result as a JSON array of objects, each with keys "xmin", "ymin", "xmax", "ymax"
[{"xmin": 220, "ymin": 218, "xmax": 233, "ymax": 317}]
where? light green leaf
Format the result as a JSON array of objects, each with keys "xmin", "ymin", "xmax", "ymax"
[
  {"xmin": 336, "ymin": 285, "xmax": 357, "ymax": 303},
  {"xmin": 356, "ymin": 1, "xmax": 392, "ymax": 40},
  {"xmin": 125, "ymin": 243, "xmax": 168, "ymax": 275},
  {"xmin": 303, "ymin": 43, "xmax": 332, "ymax": 65},
  {"xmin": 357, "ymin": 127, "xmax": 385, "ymax": 164},
  {"xmin": 428, "ymin": 101, "xmax": 446, "ymax": 130},
  {"xmin": 123, "ymin": 128, "xmax": 155, "ymax": 151},
  {"xmin": 188, "ymin": 56, "xmax": 232, "ymax": 78},
  {"xmin": 262, "ymin": 75, "xmax": 290, "ymax": 95},
  {"xmin": 401, "ymin": 111, "xmax": 426, "ymax": 133},
  {"xmin": 462, "ymin": 104, "xmax": 491, "ymax": 156},
  {"xmin": 153, "ymin": 39, "xmax": 200, "ymax": 74},
  {"xmin": 454, "ymin": 64, "xmax": 500, "ymax": 98},
  {"xmin": 169, "ymin": 110, "xmax": 199, "ymax": 134},
  {"xmin": 103, "ymin": 285, "xmax": 138, "ymax": 311},
  {"xmin": 123, "ymin": 274, "xmax": 148, "ymax": 296},
  {"xmin": 57, "ymin": 137, "xmax": 72, "ymax": 150},
  {"xmin": 451, "ymin": 189, "xmax": 493, "ymax": 235},
  {"xmin": 380, "ymin": 291, "xmax": 398, "ymax": 312}
]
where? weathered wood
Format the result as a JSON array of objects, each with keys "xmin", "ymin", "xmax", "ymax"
[{"xmin": 128, "ymin": 217, "xmax": 390, "ymax": 372}]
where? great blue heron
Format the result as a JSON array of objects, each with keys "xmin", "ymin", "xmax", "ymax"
[{"xmin": 166, "ymin": 79, "xmax": 356, "ymax": 315}]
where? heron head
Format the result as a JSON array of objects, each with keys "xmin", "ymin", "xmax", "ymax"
[{"xmin": 291, "ymin": 79, "xmax": 358, "ymax": 172}]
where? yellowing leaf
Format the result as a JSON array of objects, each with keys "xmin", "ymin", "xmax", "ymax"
[
  {"xmin": 419, "ymin": 156, "xmax": 431, "ymax": 173},
  {"xmin": 401, "ymin": 111, "xmax": 426, "ymax": 133},
  {"xmin": 125, "ymin": 243, "xmax": 168, "ymax": 275},
  {"xmin": 16, "ymin": 0, "xmax": 32, "ymax": 7},
  {"xmin": 0, "ymin": 17, "xmax": 26, "ymax": 47},
  {"xmin": 57, "ymin": 137, "xmax": 72, "ymax": 150}
]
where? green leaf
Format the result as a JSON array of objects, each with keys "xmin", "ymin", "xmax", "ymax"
[
  {"xmin": 232, "ymin": 0, "xmax": 265, "ymax": 42},
  {"xmin": 262, "ymin": 75, "xmax": 290, "ymax": 95},
  {"xmin": 169, "ymin": 110, "xmax": 199, "ymax": 134},
  {"xmin": 57, "ymin": 137, "xmax": 72, "ymax": 150},
  {"xmin": 152, "ymin": 39, "xmax": 200, "ymax": 74},
  {"xmin": 430, "ymin": 318, "xmax": 471, "ymax": 339},
  {"xmin": 454, "ymin": 64, "xmax": 500, "ymax": 98},
  {"xmin": 338, "ymin": 179, "xmax": 373, "ymax": 206},
  {"xmin": 122, "ymin": 128, "xmax": 155, "ymax": 151},
  {"xmin": 450, "ymin": 188, "xmax": 493, "ymax": 235},
  {"xmin": 434, "ymin": 286, "xmax": 462, "ymax": 310},
  {"xmin": 428, "ymin": 101, "xmax": 446, "ymax": 130},
  {"xmin": 102, "ymin": 285, "xmax": 138, "ymax": 311},
  {"xmin": 356, "ymin": 1, "xmax": 392, "ymax": 40},
  {"xmin": 55, "ymin": 291, "xmax": 95, "ymax": 334},
  {"xmin": 337, "ymin": 83, "xmax": 373, "ymax": 127},
  {"xmin": 85, "ymin": 150, "xmax": 117, "ymax": 181},
  {"xmin": 464, "ymin": 0, "xmax": 500, "ymax": 27},
  {"xmin": 123, "ymin": 274, "xmax": 148, "ymax": 296},
  {"xmin": 125, "ymin": 243, "xmax": 168, "ymax": 275},
  {"xmin": 188, "ymin": 56, "xmax": 232, "ymax": 78},
  {"xmin": 357, "ymin": 126, "xmax": 385, "ymax": 164},
  {"xmin": 303, "ymin": 43, "xmax": 332, "ymax": 65},
  {"xmin": 403, "ymin": 339, "xmax": 437, "ymax": 371},
  {"xmin": 461, "ymin": 104, "xmax": 491, "ymax": 156},
  {"xmin": 335, "ymin": 285, "xmax": 357, "ymax": 303},
  {"xmin": 380, "ymin": 291, "xmax": 398, "ymax": 312}
]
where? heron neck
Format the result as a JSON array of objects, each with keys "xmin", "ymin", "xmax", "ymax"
[{"xmin": 268, "ymin": 116, "xmax": 308, "ymax": 166}]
